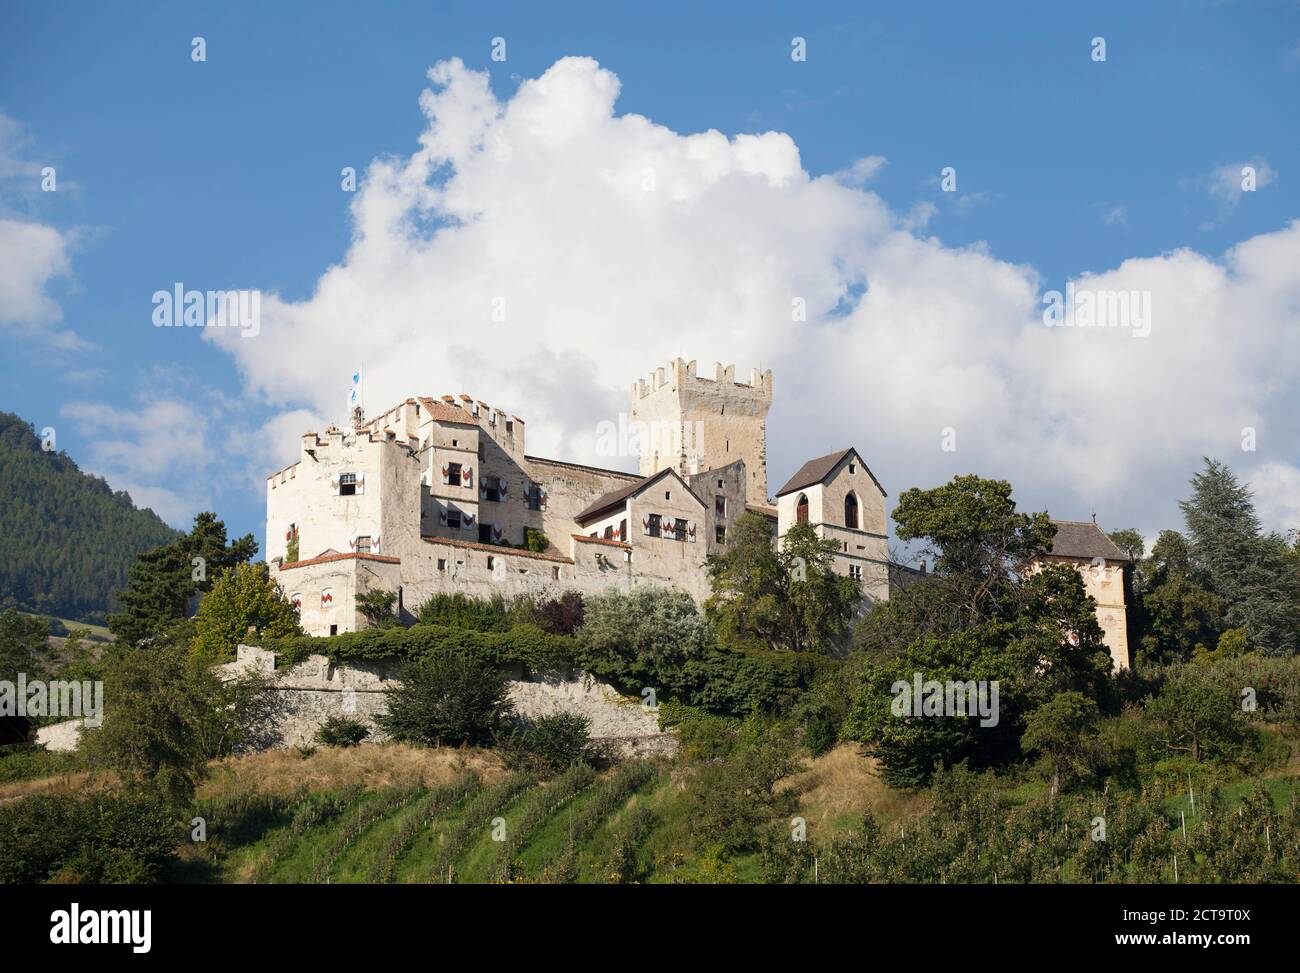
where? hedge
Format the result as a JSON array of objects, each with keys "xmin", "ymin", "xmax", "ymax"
[
  {"xmin": 256, "ymin": 621, "xmax": 579, "ymax": 673},
  {"xmin": 257, "ymin": 621, "xmax": 828, "ymax": 719}
]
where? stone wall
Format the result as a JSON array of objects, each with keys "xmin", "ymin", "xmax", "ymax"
[{"xmin": 216, "ymin": 645, "xmax": 677, "ymax": 756}]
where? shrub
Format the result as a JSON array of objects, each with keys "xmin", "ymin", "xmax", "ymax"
[
  {"xmin": 261, "ymin": 621, "xmax": 578, "ymax": 673},
  {"xmin": 537, "ymin": 591, "xmax": 585, "ymax": 636},
  {"xmin": 377, "ymin": 645, "xmax": 515, "ymax": 746},
  {"xmin": 680, "ymin": 716, "xmax": 802, "ymax": 856},
  {"xmin": 191, "ymin": 562, "xmax": 301, "ymax": 662},
  {"xmin": 416, "ymin": 592, "xmax": 511, "ymax": 631},
  {"xmin": 503, "ymin": 712, "xmax": 600, "ymax": 775},
  {"xmin": 0, "ymin": 790, "xmax": 181, "ymax": 884},
  {"xmin": 356, "ymin": 589, "xmax": 400, "ymax": 629},
  {"xmin": 314, "ymin": 716, "xmax": 370, "ymax": 748}
]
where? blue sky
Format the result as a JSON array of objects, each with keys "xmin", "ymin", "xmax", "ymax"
[{"xmin": 2, "ymin": 0, "xmax": 1298, "ymax": 559}]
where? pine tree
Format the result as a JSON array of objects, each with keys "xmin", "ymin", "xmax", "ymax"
[
  {"xmin": 1179, "ymin": 458, "xmax": 1300, "ymax": 655},
  {"xmin": 109, "ymin": 512, "xmax": 258, "ymax": 646}
]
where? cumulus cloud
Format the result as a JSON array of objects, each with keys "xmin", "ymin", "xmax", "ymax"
[
  {"xmin": 206, "ymin": 56, "xmax": 1300, "ymax": 538},
  {"xmin": 0, "ymin": 114, "xmax": 86, "ymax": 350},
  {"xmin": 0, "ymin": 218, "xmax": 85, "ymax": 348}
]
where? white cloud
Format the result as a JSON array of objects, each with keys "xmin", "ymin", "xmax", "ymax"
[
  {"xmin": 1249, "ymin": 462, "xmax": 1300, "ymax": 535},
  {"xmin": 1099, "ymin": 204, "xmax": 1128, "ymax": 227},
  {"xmin": 206, "ymin": 56, "xmax": 1300, "ymax": 537},
  {"xmin": 59, "ymin": 398, "xmax": 216, "ymax": 527},
  {"xmin": 834, "ymin": 155, "xmax": 888, "ymax": 186},
  {"xmin": 0, "ymin": 218, "xmax": 85, "ymax": 349},
  {"xmin": 1188, "ymin": 158, "xmax": 1277, "ymax": 227},
  {"xmin": 0, "ymin": 115, "xmax": 87, "ymax": 350}
]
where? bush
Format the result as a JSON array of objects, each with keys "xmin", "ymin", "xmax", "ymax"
[
  {"xmin": 261, "ymin": 621, "xmax": 578, "ymax": 673},
  {"xmin": 377, "ymin": 645, "xmax": 515, "ymax": 746},
  {"xmin": 314, "ymin": 716, "xmax": 370, "ymax": 748},
  {"xmin": 0, "ymin": 790, "xmax": 181, "ymax": 884},
  {"xmin": 503, "ymin": 712, "xmax": 600, "ymax": 775},
  {"xmin": 415, "ymin": 593, "xmax": 512, "ymax": 632},
  {"xmin": 680, "ymin": 716, "xmax": 802, "ymax": 857}
]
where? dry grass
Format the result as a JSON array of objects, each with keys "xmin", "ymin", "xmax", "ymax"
[
  {"xmin": 197, "ymin": 742, "xmax": 508, "ymax": 800},
  {"xmin": 0, "ymin": 771, "xmax": 102, "ymax": 803},
  {"xmin": 785, "ymin": 744, "xmax": 930, "ymax": 832}
]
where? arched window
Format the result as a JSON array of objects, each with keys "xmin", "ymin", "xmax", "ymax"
[
  {"xmin": 844, "ymin": 492, "xmax": 859, "ymax": 529},
  {"xmin": 796, "ymin": 494, "xmax": 809, "ymax": 525}
]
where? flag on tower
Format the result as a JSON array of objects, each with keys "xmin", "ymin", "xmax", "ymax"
[{"xmin": 348, "ymin": 367, "xmax": 363, "ymax": 421}]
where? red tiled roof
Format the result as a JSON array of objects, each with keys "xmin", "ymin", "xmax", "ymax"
[
  {"xmin": 417, "ymin": 396, "xmax": 478, "ymax": 425},
  {"xmin": 421, "ymin": 535, "xmax": 573, "ymax": 564},
  {"xmin": 276, "ymin": 552, "xmax": 400, "ymax": 571},
  {"xmin": 572, "ymin": 534, "xmax": 631, "ymax": 550}
]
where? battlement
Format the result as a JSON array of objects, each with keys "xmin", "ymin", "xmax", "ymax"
[{"xmin": 631, "ymin": 358, "xmax": 773, "ymax": 403}]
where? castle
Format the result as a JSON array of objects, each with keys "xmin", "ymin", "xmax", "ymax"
[
  {"xmin": 266, "ymin": 358, "xmax": 893, "ymax": 636},
  {"xmin": 264, "ymin": 357, "xmax": 1132, "ymax": 671}
]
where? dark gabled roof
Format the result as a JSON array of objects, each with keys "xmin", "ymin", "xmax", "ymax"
[
  {"xmin": 574, "ymin": 467, "xmax": 703, "ymax": 525},
  {"xmin": 774, "ymin": 447, "xmax": 887, "ymax": 498},
  {"xmin": 1046, "ymin": 520, "xmax": 1133, "ymax": 562}
]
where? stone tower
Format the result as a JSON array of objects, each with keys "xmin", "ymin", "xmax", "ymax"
[{"xmin": 630, "ymin": 357, "xmax": 774, "ymax": 501}]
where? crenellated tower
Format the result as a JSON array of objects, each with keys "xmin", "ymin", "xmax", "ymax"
[{"xmin": 630, "ymin": 357, "xmax": 773, "ymax": 501}]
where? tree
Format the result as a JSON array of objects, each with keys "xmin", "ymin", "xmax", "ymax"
[
  {"xmin": 1143, "ymin": 663, "xmax": 1249, "ymax": 764},
  {"xmin": 891, "ymin": 474, "xmax": 1056, "ymax": 624},
  {"xmin": 1107, "ymin": 528, "xmax": 1145, "ymax": 563},
  {"xmin": 845, "ymin": 476, "xmax": 1112, "ymax": 786},
  {"xmin": 706, "ymin": 512, "xmax": 860, "ymax": 654},
  {"xmin": 109, "ymin": 512, "xmax": 258, "ymax": 646},
  {"xmin": 1021, "ymin": 691, "xmax": 1099, "ymax": 800},
  {"xmin": 356, "ymin": 588, "xmax": 400, "ymax": 629},
  {"xmin": 1180, "ymin": 458, "xmax": 1300, "ymax": 655},
  {"xmin": 578, "ymin": 586, "xmax": 711, "ymax": 695},
  {"xmin": 81, "ymin": 623, "xmax": 274, "ymax": 805},
  {"xmin": 0, "ymin": 607, "xmax": 49, "ymax": 683},
  {"xmin": 81, "ymin": 638, "xmax": 213, "ymax": 805},
  {"xmin": 377, "ymin": 645, "xmax": 514, "ymax": 746},
  {"xmin": 190, "ymin": 562, "xmax": 302, "ymax": 662}
]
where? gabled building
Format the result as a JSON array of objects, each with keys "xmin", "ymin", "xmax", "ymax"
[{"xmin": 774, "ymin": 447, "xmax": 891, "ymax": 606}]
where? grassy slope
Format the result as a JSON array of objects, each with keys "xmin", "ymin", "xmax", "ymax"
[{"xmin": 9, "ymin": 733, "xmax": 1299, "ymax": 883}]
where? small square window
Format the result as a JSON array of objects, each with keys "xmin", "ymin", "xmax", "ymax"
[
  {"xmin": 452, "ymin": 438, "xmax": 458, "ymax": 447},
  {"xmin": 437, "ymin": 558, "xmax": 446, "ymax": 572},
  {"xmin": 665, "ymin": 490, "xmax": 671, "ymax": 500},
  {"xmin": 329, "ymin": 624, "xmax": 338, "ymax": 636},
  {"xmin": 551, "ymin": 566, "xmax": 560, "ymax": 580},
  {"xmin": 339, "ymin": 472, "xmax": 357, "ymax": 496},
  {"xmin": 356, "ymin": 535, "xmax": 372, "ymax": 554},
  {"xmin": 717, "ymin": 479, "xmax": 723, "ymax": 488}
]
